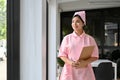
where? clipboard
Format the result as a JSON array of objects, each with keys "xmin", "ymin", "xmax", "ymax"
[{"xmin": 78, "ymin": 46, "xmax": 95, "ymax": 60}]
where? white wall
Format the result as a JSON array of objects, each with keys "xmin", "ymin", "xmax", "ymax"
[{"xmin": 20, "ymin": 0, "xmax": 46, "ymax": 80}]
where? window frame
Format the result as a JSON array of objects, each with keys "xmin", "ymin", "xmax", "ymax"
[{"xmin": 7, "ymin": 0, "xmax": 20, "ymax": 80}]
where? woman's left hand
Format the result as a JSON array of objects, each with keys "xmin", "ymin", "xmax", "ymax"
[{"xmin": 73, "ymin": 60, "xmax": 88, "ymax": 69}]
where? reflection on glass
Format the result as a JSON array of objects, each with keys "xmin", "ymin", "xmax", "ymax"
[{"xmin": 104, "ymin": 22, "xmax": 118, "ymax": 46}]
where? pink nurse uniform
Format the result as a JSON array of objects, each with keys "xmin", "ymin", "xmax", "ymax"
[{"xmin": 58, "ymin": 31, "xmax": 99, "ymax": 80}]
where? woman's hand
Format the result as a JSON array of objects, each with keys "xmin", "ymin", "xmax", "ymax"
[
  {"xmin": 72, "ymin": 57, "xmax": 98, "ymax": 69},
  {"xmin": 72, "ymin": 60, "xmax": 88, "ymax": 68}
]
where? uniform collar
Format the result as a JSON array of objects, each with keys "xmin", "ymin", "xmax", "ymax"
[{"xmin": 73, "ymin": 31, "xmax": 86, "ymax": 38}]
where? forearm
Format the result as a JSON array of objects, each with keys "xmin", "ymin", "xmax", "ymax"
[
  {"xmin": 60, "ymin": 56, "xmax": 74, "ymax": 65},
  {"xmin": 85, "ymin": 57, "xmax": 98, "ymax": 64},
  {"xmin": 72, "ymin": 58, "xmax": 97, "ymax": 68}
]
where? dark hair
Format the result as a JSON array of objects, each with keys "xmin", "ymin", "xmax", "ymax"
[{"xmin": 73, "ymin": 14, "xmax": 84, "ymax": 24}]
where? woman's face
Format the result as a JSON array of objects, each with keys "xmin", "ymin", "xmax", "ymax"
[{"xmin": 71, "ymin": 16, "xmax": 84, "ymax": 32}]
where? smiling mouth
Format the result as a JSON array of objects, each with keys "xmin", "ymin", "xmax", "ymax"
[{"xmin": 74, "ymin": 26, "xmax": 78, "ymax": 28}]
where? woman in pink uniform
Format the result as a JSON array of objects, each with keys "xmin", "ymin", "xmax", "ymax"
[{"xmin": 58, "ymin": 11, "xmax": 99, "ymax": 80}]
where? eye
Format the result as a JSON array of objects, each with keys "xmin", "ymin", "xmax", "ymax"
[{"xmin": 76, "ymin": 20, "xmax": 80, "ymax": 23}]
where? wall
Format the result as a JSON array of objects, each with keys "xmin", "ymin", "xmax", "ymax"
[{"xmin": 20, "ymin": 0, "xmax": 46, "ymax": 80}]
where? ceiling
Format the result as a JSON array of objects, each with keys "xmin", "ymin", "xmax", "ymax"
[{"xmin": 57, "ymin": 0, "xmax": 120, "ymax": 12}]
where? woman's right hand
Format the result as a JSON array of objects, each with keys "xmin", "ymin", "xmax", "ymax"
[{"xmin": 72, "ymin": 60, "xmax": 88, "ymax": 68}]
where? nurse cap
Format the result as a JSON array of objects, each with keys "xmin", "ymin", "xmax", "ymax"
[{"xmin": 73, "ymin": 11, "xmax": 86, "ymax": 25}]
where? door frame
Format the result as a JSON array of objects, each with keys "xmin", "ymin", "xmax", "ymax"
[{"xmin": 7, "ymin": 0, "xmax": 20, "ymax": 80}]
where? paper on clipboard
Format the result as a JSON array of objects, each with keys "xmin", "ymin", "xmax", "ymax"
[{"xmin": 78, "ymin": 46, "xmax": 95, "ymax": 60}]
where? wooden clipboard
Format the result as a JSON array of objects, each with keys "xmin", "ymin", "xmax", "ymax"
[{"xmin": 78, "ymin": 46, "xmax": 95, "ymax": 60}]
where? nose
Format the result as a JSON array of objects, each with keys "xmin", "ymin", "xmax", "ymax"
[{"xmin": 74, "ymin": 22, "xmax": 78, "ymax": 26}]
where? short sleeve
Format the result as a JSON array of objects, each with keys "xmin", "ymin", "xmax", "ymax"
[
  {"xmin": 58, "ymin": 36, "xmax": 69, "ymax": 58},
  {"xmin": 90, "ymin": 37, "xmax": 99, "ymax": 58}
]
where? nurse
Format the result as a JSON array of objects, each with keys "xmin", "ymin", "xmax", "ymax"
[{"xmin": 58, "ymin": 11, "xmax": 99, "ymax": 80}]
